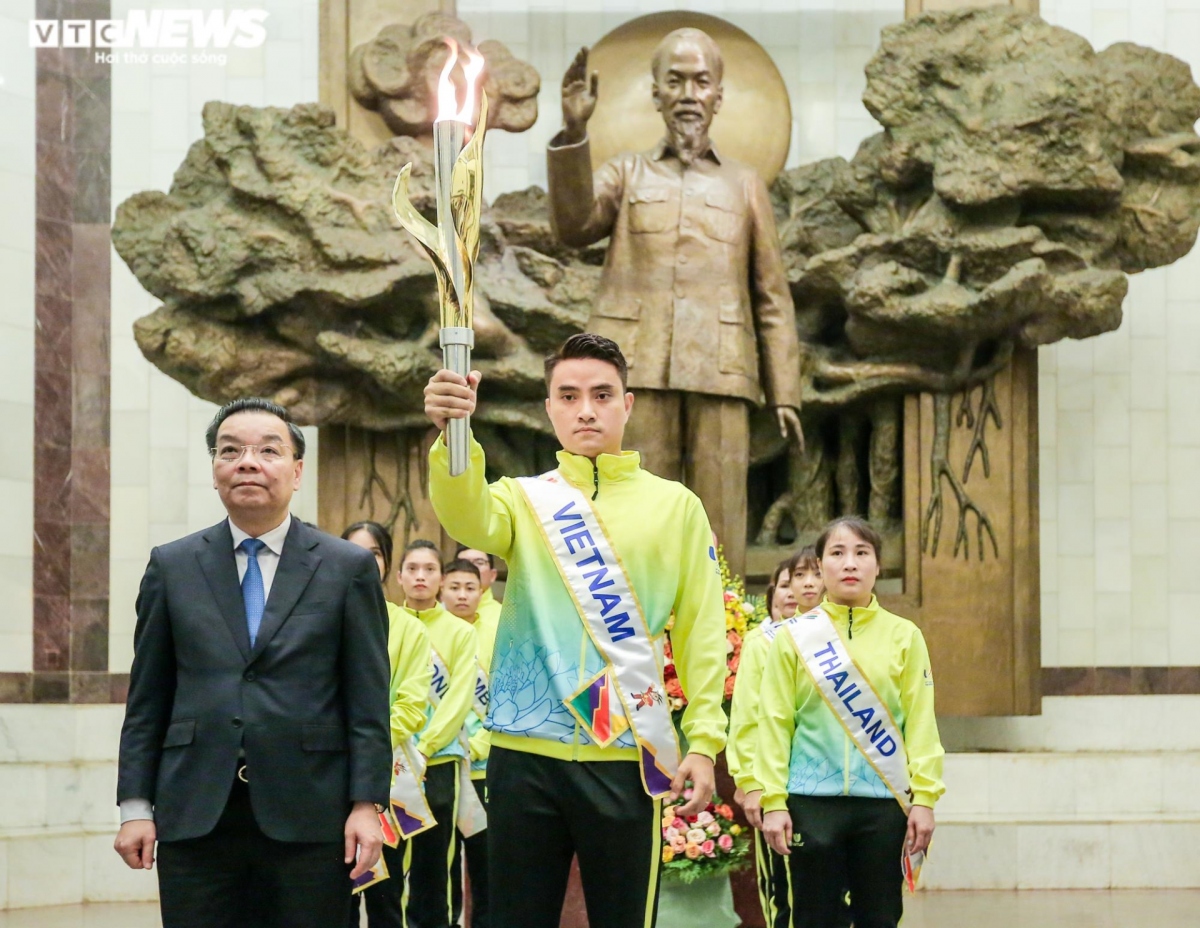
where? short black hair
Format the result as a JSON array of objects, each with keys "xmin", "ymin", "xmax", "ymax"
[
  {"xmin": 455, "ymin": 543, "xmax": 494, "ymax": 569},
  {"xmin": 443, "ymin": 558, "xmax": 481, "ymax": 580},
  {"xmin": 341, "ymin": 520, "xmax": 394, "ymax": 577},
  {"xmin": 206, "ymin": 397, "xmax": 305, "ymax": 459},
  {"xmin": 400, "ymin": 538, "xmax": 441, "ymax": 570},
  {"xmin": 544, "ymin": 333, "xmax": 629, "ymax": 392}
]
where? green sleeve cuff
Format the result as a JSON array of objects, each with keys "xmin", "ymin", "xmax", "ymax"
[
  {"xmin": 681, "ymin": 744, "xmax": 715, "ymax": 763},
  {"xmin": 912, "ymin": 793, "xmax": 939, "ymax": 809},
  {"xmin": 761, "ymin": 794, "xmax": 789, "ymax": 814},
  {"xmin": 733, "ymin": 775, "xmax": 762, "ymax": 794},
  {"xmin": 684, "ymin": 737, "xmax": 723, "ymax": 764}
]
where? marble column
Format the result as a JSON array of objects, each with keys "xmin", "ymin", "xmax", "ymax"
[{"xmin": 24, "ymin": 0, "xmax": 113, "ymax": 703}]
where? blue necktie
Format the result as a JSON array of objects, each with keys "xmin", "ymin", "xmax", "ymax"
[{"xmin": 239, "ymin": 538, "xmax": 267, "ymax": 647}]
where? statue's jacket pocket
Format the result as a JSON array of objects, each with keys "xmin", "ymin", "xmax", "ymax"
[
  {"xmin": 627, "ymin": 188, "xmax": 675, "ymax": 234},
  {"xmin": 701, "ymin": 188, "xmax": 746, "ymax": 245}
]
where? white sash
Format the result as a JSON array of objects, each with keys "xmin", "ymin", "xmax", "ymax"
[
  {"xmin": 516, "ymin": 470, "xmax": 681, "ymax": 798},
  {"xmin": 473, "ymin": 661, "xmax": 489, "ymax": 721},
  {"xmin": 468, "ymin": 661, "xmax": 489, "ymax": 775},
  {"xmin": 388, "ymin": 738, "xmax": 435, "ymax": 839},
  {"xmin": 760, "ymin": 618, "xmax": 783, "ymax": 643},
  {"xmin": 785, "ymin": 607, "xmax": 912, "ymax": 812},
  {"xmin": 429, "ymin": 648, "xmax": 488, "ymax": 837}
]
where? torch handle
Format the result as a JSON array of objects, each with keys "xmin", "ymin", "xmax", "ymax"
[{"xmin": 440, "ymin": 327, "xmax": 475, "ymax": 477}]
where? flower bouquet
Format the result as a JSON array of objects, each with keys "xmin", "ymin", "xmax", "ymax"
[
  {"xmin": 663, "ymin": 547, "xmax": 768, "ymax": 716},
  {"xmin": 659, "ymin": 788, "xmax": 750, "ymax": 884}
]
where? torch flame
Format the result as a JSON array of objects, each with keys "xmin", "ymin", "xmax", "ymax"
[
  {"xmin": 435, "ymin": 38, "xmax": 460, "ymax": 123},
  {"xmin": 434, "ymin": 37, "xmax": 486, "ymax": 126},
  {"xmin": 458, "ymin": 46, "xmax": 486, "ymax": 126}
]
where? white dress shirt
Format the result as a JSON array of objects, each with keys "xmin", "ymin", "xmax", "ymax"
[
  {"xmin": 119, "ymin": 514, "xmax": 293, "ymax": 825},
  {"xmin": 230, "ymin": 512, "xmax": 292, "ymax": 601}
]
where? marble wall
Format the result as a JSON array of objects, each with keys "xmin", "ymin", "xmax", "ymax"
[
  {"xmin": 1037, "ymin": 0, "xmax": 1200, "ymax": 672},
  {"xmin": 0, "ymin": 0, "xmax": 36, "ymax": 673}
]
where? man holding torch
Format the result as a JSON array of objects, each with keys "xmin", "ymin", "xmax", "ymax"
[{"xmin": 423, "ymin": 334, "xmax": 729, "ymax": 928}]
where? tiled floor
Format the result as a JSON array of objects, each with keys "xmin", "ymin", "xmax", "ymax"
[{"xmin": 3, "ymin": 893, "xmax": 1199, "ymax": 927}]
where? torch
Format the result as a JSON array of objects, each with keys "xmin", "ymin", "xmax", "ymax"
[{"xmin": 392, "ymin": 39, "xmax": 488, "ymax": 476}]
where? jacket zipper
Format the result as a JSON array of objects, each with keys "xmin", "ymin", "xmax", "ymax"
[
  {"xmin": 592, "ymin": 461, "xmax": 599, "ymax": 500},
  {"xmin": 844, "ymin": 606, "xmax": 854, "ymax": 793}
]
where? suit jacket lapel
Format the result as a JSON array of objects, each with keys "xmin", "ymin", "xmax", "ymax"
[
  {"xmin": 250, "ymin": 518, "xmax": 321, "ymax": 661},
  {"xmin": 197, "ymin": 519, "xmax": 252, "ymax": 661}
]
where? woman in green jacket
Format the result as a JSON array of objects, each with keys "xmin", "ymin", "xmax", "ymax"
[
  {"xmin": 342, "ymin": 521, "xmax": 433, "ymax": 928},
  {"xmin": 756, "ymin": 517, "xmax": 944, "ymax": 928}
]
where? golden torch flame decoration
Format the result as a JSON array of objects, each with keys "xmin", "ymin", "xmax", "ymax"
[{"xmin": 392, "ymin": 38, "xmax": 488, "ymax": 476}]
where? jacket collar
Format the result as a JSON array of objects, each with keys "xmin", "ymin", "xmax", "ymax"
[
  {"xmin": 554, "ymin": 448, "xmax": 641, "ymax": 491},
  {"xmin": 402, "ymin": 601, "xmax": 447, "ymax": 624},
  {"xmin": 652, "ymin": 136, "xmax": 722, "ymax": 165},
  {"xmin": 819, "ymin": 595, "xmax": 880, "ymax": 630}
]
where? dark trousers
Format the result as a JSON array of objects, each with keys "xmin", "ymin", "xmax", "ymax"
[
  {"xmin": 786, "ymin": 795, "xmax": 908, "ymax": 928},
  {"xmin": 463, "ymin": 778, "xmax": 489, "ymax": 928},
  {"xmin": 754, "ymin": 827, "xmax": 791, "ymax": 928},
  {"xmin": 157, "ymin": 776, "xmax": 351, "ymax": 928},
  {"xmin": 349, "ymin": 839, "xmax": 406, "ymax": 928},
  {"xmin": 487, "ymin": 747, "xmax": 661, "ymax": 928},
  {"xmin": 450, "ymin": 778, "xmax": 489, "ymax": 928},
  {"xmin": 405, "ymin": 761, "xmax": 459, "ymax": 928}
]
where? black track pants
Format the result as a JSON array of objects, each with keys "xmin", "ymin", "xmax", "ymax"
[
  {"xmin": 754, "ymin": 827, "xmax": 792, "ymax": 928},
  {"xmin": 487, "ymin": 747, "xmax": 661, "ymax": 928},
  {"xmin": 785, "ymin": 795, "xmax": 908, "ymax": 928},
  {"xmin": 405, "ymin": 761, "xmax": 459, "ymax": 928},
  {"xmin": 449, "ymin": 778, "xmax": 489, "ymax": 928}
]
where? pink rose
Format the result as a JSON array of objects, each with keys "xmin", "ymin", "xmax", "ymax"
[
  {"xmin": 695, "ymin": 811, "xmax": 714, "ymax": 826},
  {"xmin": 670, "ymin": 835, "xmax": 686, "ymax": 853},
  {"xmin": 706, "ymin": 822, "xmax": 721, "ymax": 836},
  {"xmin": 718, "ymin": 834, "xmax": 733, "ymax": 852},
  {"xmin": 672, "ymin": 818, "xmax": 688, "ymax": 832},
  {"xmin": 664, "ymin": 827, "xmax": 679, "ymax": 842},
  {"xmin": 701, "ymin": 839, "xmax": 716, "ymax": 857}
]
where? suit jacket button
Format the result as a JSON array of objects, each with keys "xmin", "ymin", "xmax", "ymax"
[
  {"xmin": 244, "ymin": 671, "xmax": 257, "ymax": 682},
  {"xmin": 231, "ymin": 717, "xmax": 244, "ymax": 728}
]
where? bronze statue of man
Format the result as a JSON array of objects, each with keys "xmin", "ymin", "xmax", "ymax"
[{"xmin": 547, "ymin": 27, "xmax": 802, "ymax": 572}]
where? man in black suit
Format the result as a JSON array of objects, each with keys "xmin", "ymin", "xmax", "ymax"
[{"xmin": 114, "ymin": 397, "xmax": 392, "ymax": 928}]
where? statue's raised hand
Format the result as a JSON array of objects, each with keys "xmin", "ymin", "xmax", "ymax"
[{"xmin": 561, "ymin": 46, "xmax": 598, "ymax": 145}]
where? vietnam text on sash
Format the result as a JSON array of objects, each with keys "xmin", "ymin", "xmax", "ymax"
[{"xmin": 518, "ymin": 472, "xmax": 682, "ymax": 798}]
